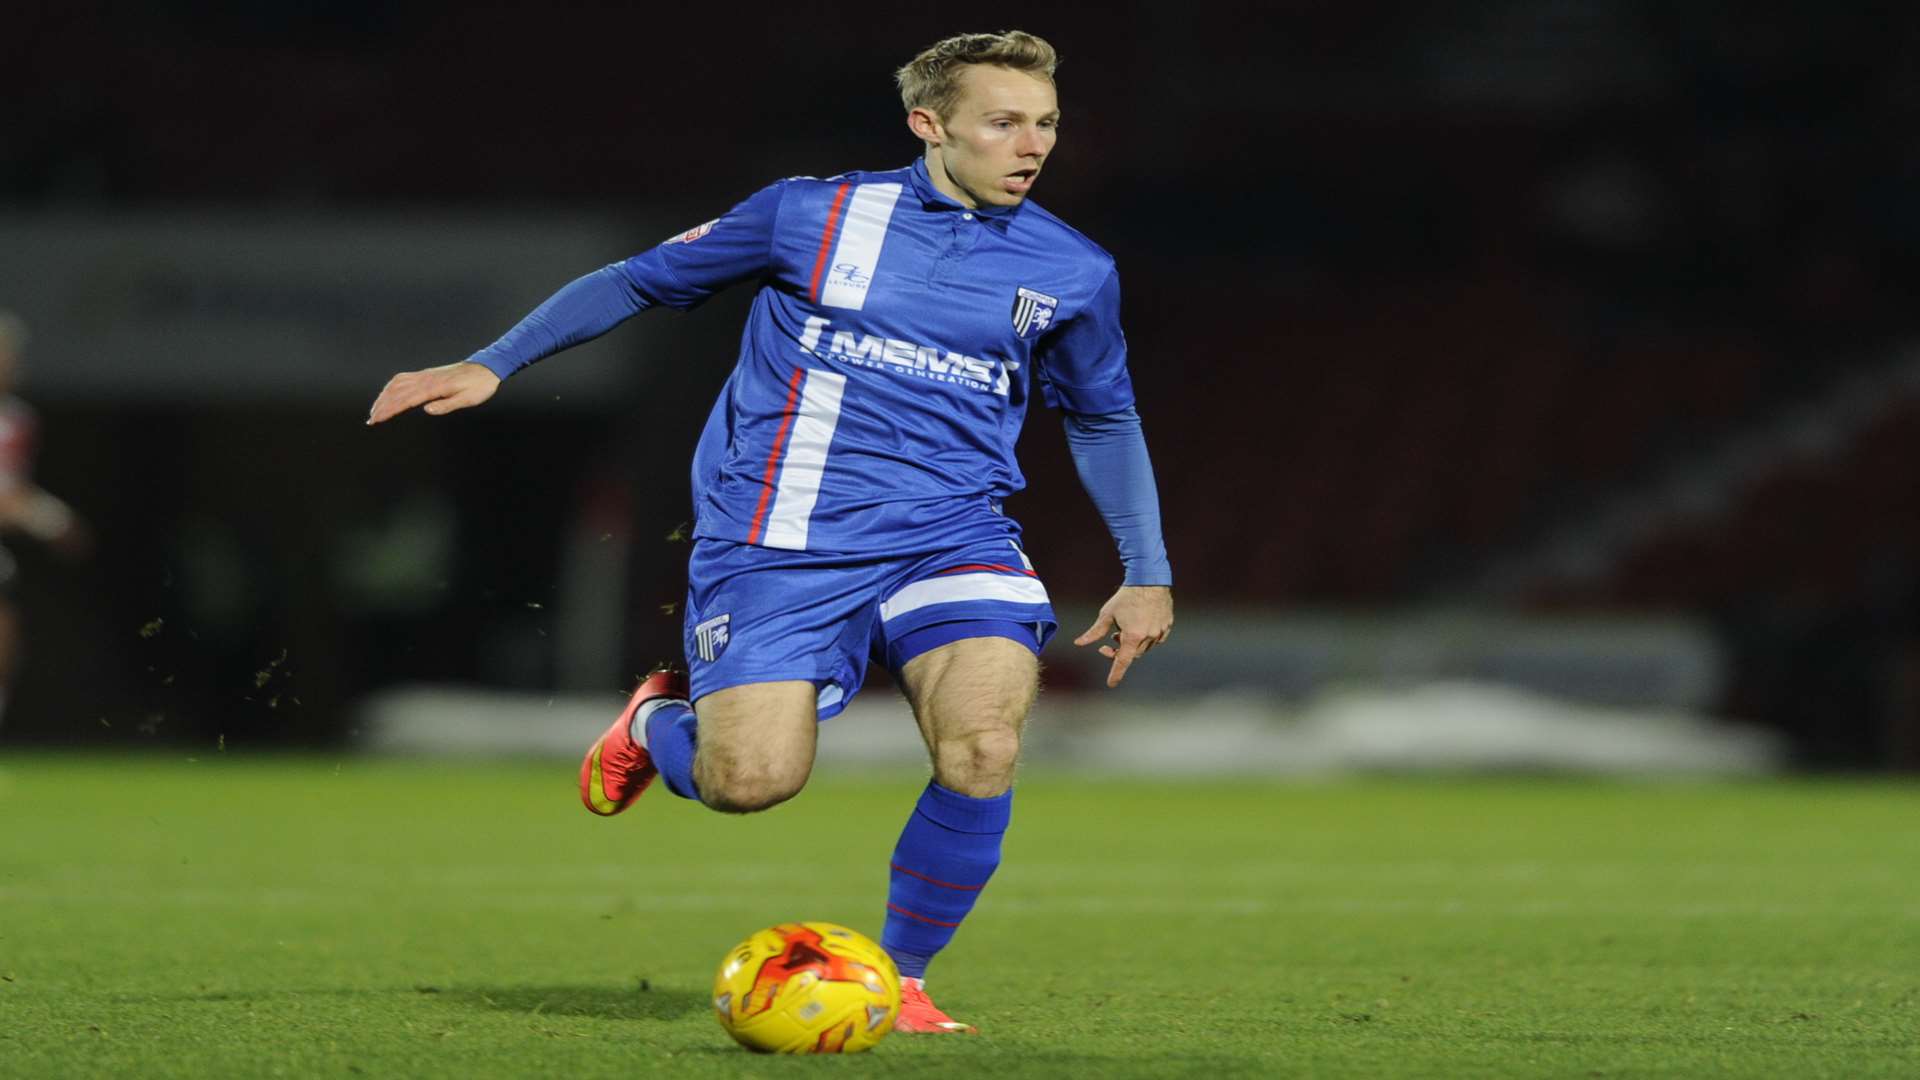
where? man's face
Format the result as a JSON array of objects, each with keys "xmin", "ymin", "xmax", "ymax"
[{"xmin": 923, "ymin": 64, "xmax": 1059, "ymax": 208}]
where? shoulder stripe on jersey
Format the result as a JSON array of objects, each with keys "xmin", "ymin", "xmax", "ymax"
[
  {"xmin": 759, "ymin": 369, "xmax": 847, "ymax": 551},
  {"xmin": 819, "ymin": 183, "xmax": 903, "ymax": 310},
  {"xmin": 746, "ymin": 366, "xmax": 809, "ymax": 545},
  {"xmin": 806, "ymin": 183, "xmax": 854, "ymax": 305}
]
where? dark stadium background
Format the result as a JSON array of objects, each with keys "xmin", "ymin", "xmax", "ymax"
[{"xmin": 3, "ymin": 2, "xmax": 1917, "ymax": 767}]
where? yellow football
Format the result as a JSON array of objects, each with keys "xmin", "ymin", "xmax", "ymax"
[{"xmin": 712, "ymin": 921, "xmax": 902, "ymax": 1053}]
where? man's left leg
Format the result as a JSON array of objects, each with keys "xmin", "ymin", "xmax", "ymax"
[{"xmin": 884, "ymin": 631, "xmax": 1039, "ymax": 1034}]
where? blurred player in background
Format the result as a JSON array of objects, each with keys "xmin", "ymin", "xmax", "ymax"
[
  {"xmin": 0, "ymin": 313, "xmax": 90, "ymax": 729},
  {"xmin": 369, "ymin": 30, "xmax": 1172, "ymax": 1033}
]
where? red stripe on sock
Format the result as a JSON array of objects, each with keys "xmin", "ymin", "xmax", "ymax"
[
  {"xmin": 886, "ymin": 902, "xmax": 962, "ymax": 928},
  {"xmin": 890, "ymin": 862, "xmax": 986, "ymax": 891}
]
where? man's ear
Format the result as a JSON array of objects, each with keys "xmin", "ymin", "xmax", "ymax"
[{"xmin": 906, "ymin": 106, "xmax": 944, "ymax": 145}]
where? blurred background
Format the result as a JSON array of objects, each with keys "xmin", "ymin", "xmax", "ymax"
[{"xmin": 3, "ymin": 1, "xmax": 1917, "ymax": 771}]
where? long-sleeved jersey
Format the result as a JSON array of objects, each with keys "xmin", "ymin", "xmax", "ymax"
[{"xmin": 474, "ymin": 159, "xmax": 1171, "ymax": 583}]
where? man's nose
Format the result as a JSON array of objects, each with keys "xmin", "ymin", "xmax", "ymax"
[{"xmin": 1015, "ymin": 127, "xmax": 1048, "ymax": 158}]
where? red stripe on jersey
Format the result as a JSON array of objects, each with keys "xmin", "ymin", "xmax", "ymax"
[
  {"xmin": 746, "ymin": 367, "xmax": 809, "ymax": 545},
  {"xmin": 935, "ymin": 563, "xmax": 1037, "ymax": 577},
  {"xmin": 806, "ymin": 182, "xmax": 853, "ymax": 304},
  {"xmin": 886, "ymin": 902, "xmax": 962, "ymax": 928},
  {"xmin": 890, "ymin": 862, "xmax": 986, "ymax": 891}
]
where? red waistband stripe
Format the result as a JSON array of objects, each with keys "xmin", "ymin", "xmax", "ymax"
[{"xmin": 935, "ymin": 563, "xmax": 1038, "ymax": 578}]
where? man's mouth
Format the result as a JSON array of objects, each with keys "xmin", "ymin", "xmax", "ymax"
[{"xmin": 1003, "ymin": 168, "xmax": 1039, "ymax": 194}]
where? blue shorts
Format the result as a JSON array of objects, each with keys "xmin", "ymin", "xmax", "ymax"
[{"xmin": 681, "ymin": 535, "xmax": 1058, "ymax": 719}]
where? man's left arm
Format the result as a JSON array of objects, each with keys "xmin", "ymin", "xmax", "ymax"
[
  {"xmin": 1063, "ymin": 407, "xmax": 1173, "ymax": 687},
  {"xmin": 1032, "ymin": 268, "xmax": 1174, "ymax": 688}
]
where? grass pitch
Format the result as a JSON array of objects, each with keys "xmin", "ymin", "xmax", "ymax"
[{"xmin": 0, "ymin": 755, "xmax": 1916, "ymax": 1078}]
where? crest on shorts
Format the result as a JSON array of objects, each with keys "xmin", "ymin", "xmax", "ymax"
[
  {"xmin": 665, "ymin": 219, "xmax": 716, "ymax": 244},
  {"xmin": 694, "ymin": 613, "xmax": 730, "ymax": 662},
  {"xmin": 1011, "ymin": 287, "xmax": 1059, "ymax": 339}
]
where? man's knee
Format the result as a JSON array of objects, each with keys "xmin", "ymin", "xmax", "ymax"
[
  {"xmin": 697, "ymin": 756, "xmax": 809, "ymax": 813},
  {"xmin": 691, "ymin": 680, "xmax": 817, "ymax": 814},
  {"xmin": 933, "ymin": 726, "xmax": 1023, "ymax": 797}
]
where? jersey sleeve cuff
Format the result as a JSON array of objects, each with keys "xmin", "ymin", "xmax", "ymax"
[
  {"xmin": 1043, "ymin": 379, "xmax": 1136, "ymax": 415},
  {"xmin": 1121, "ymin": 566, "xmax": 1174, "ymax": 588},
  {"xmin": 466, "ymin": 351, "xmax": 519, "ymax": 381}
]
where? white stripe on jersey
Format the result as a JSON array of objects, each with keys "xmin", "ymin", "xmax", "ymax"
[
  {"xmin": 819, "ymin": 183, "xmax": 903, "ymax": 310},
  {"xmin": 760, "ymin": 370, "xmax": 848, "ymax": 551},
  {"xmin": 879, "ymin": 572, "xmax": 1052, "ymax": 623}
]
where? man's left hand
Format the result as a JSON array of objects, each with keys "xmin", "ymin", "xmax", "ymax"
[{"xmin": 1073, "ymin": 585, "xmax": 1173, "ymax": 688}]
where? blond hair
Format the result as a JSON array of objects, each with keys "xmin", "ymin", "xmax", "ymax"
[{"xmin": 895, "ymin": 31, "xmax": 1058, "ymax": 122}]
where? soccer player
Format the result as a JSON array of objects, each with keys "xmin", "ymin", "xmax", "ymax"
[
  {"xmin": 0, "ymin": 312, "xmax": 89, "ymax": 729},
  {"xmin": 368, "ymin": 30, "xmax": 1172, "ymax": 1034}
]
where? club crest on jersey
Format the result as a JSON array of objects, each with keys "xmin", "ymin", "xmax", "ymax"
[
  {"xmin": 1011, "ymin": 287, "xmax": 1059, "ymax": 339},
  {"xmin": 693, "ymin": 613, "xmax": 730, "ymax": 662},
  {"xmin": 665, "ymin": 219, "xmax": 716, "ymax": 244}
]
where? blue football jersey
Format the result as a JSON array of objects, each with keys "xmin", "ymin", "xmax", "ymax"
[{"xmin": 614, "ymin": 159, "xmax": 1135, "ymax": 555}]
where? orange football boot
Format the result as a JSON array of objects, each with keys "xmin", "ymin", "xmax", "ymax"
[
  {"xmin": 579, "ymin": 668, "xmax": 688, "ymax": 816},
  {"xmin": 893, "ymin": 978, "xmax": 978, "ymax": 1034}
]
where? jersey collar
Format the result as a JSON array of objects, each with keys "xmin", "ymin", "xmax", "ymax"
[{"xmin": 908, "ymin": 158, "xmax": 1023, "ymax": 227}]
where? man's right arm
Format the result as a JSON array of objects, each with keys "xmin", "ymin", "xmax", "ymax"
[{"xmin": 366, "ymin": 181, "xmax": 785, "ymax": 425}]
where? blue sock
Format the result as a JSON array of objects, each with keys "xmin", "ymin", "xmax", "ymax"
[
  {"xmin": 639, "ymin": 701, "xmax": 701, "ymax": 801},
  {"xmin": 882, "ymin": 781, "xmax": 1012, "ymax": 980}
]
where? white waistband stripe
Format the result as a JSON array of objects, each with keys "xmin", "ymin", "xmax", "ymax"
[{"xmin": 880, "ymin": 572, "xmax": 1052, "ymax": 623}]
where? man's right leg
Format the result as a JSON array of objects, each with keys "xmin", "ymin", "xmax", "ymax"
[
  {"xmin": 586, "ymin": 536, "xmax": 876, "ymax": 817},
  {"xmin": 582, "ymin": 676, "xmax": 818, "ymax": 816}
]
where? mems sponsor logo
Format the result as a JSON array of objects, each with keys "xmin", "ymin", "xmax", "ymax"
[{"xmin": 796, "ymin": 316, "xmax": 1017, "ymax": 396}]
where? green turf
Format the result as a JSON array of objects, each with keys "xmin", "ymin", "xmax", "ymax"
[{"xmin": 1, "ymin": 755, "xmax": 1916, "ymax": 1078}]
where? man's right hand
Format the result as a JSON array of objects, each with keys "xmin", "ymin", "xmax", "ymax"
[{"xmin": 366, "ymin": 361, "xmax": 502, "ymax": 425}]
